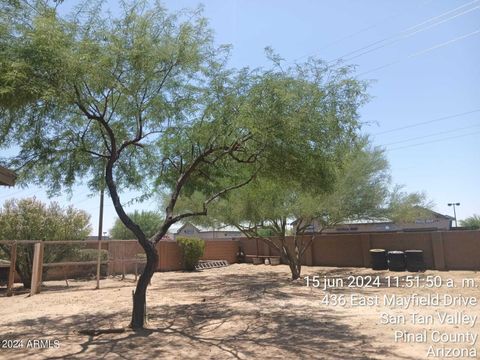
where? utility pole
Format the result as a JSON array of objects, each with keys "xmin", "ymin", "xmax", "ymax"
[
  {"xmin": 447, "ymin": 202, "xmax": 460, "ymax": 228},
  {"xmin": 96, "ymin": 162, "xmax": 106, "ymax": 289}
]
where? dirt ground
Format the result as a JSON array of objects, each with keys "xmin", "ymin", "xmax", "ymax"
[{"xmin": 0, "ymin": 264, "xmax": 479, "ymax": 359}]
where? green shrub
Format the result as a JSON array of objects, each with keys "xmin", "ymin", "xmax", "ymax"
[
  {"xmin": 75, "ymin": 249, "xmax": 109, "ymax": 262},
  {"xmin": 257, "ymin": 228, "xmax": 274, "ymax": 237},
  {"xmin": 0, "ymin": 198, "xmax": 91, "ymax": 288},
  {"xmin": 177, "ymin": 237, "xmax": 205, "ymax": 271}
]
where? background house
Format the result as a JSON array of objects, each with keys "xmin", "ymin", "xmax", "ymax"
[
  {"xmin": 0, "ymin": 166, "xmax": 16, "ymax": 186},
  {"xmin": 174, "ymin": 222, "xmax": 245, "ymax": 240},
  {"xmin": 298, "ymin": 209, "xmax": 454, "ymax": 234}
]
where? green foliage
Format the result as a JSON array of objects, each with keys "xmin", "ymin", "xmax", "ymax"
[
  {"xmin": 110, "ymin": 211, "xmax": 163, "ymax": 240},
  {"xmin": 0, "ymin": 0, "xmax": 368, "ymax": 237},
  {"xmin": 0, "ymin": 0, "xmax": 257, "ymax": 197},
  {"xmin": 190, "ymin": 140, "xmax": 392, "ymax": 236},
  {"xmin": 0, "ymin": 198, "xmax": 91, "ymax": 287},
  {"xmin": 385, "ymin": 187, "xmax": 433, "ymax": 224},
  {"xmin": 0, "ymin": 0, "xmax": 370, "ymax": 324},
  {"xmin": 73, "ymin": 248, "xmax": 108, "ymax": 262},
  {"xmin": 177, "ymin": 236, "xmax": 205, "ymax": 271},
  {"xmin": 257, "ymin": 228, "xmax": 274, "ymax": 237},
  {"xmin": 460, "ymin": 215, "xmax": 480, "ymax": 230}
]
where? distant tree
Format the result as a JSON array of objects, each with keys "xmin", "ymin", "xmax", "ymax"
[
  {"xmin": 0, "ymin": 198, "xmax": 91, "ymax": 287},
  {"xmin": 110, "ymin": 211, "xmax": 163, "ymax": 239},
  {"xmin": 460, "ymin": 215, "xmax": 480, "ymax": 230}
]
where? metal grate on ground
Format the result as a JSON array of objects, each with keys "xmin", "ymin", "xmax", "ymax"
[{"xmin": 195, "ymin": 260, "xmax": 229, "ymax": 270}]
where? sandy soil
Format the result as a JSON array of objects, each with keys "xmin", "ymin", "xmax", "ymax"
[{"xmin": 0, "ymin": 264, "xmax": 478, "ymax": 359}]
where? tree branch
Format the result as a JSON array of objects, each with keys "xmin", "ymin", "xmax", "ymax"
[{"xmin": 152, "ymin": 172, "xmax": 257, "ymax": 244}]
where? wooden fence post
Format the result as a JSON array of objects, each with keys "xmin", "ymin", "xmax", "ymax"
[
  {"xmin": 96, "ymin": 239, "xmax": 102, "ymax": 289},
  {"xmin": 36, "ymin": 241, "xmax": 44, "ymax": 294},
  {"xmin": 122, "ymin": 242, "xmax": 126, "ymax": 280},
  {"xmin": 30, "ymin": 242, "xmax": 44, "ymax": 296},
  {"xmin": 6, "ymin": 241, "xmax": 17, "ymax": 297}
]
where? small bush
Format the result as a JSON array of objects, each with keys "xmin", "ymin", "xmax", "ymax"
[{"xmin": 177, "ymin": 237, "xmax": 205, "ymax": 271}]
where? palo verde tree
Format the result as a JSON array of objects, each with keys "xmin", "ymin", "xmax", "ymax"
[
  {"xmin": 0, "ymin": 198, "xmax": 91, "ymax": 287},
  {"xmin": 0, "ymin": 0, "xmax": 263, "ymax": 328},
  {"xmin": 191, "ymin": 140, "xmax": 432, "ymax": 280},
  {"xmin": 191, "ymin": 142, "xmax": 391, "ymax": 280},
  {"xmin": 0, "ymin": 1, "xmax": 365, "ymax": 327},
  {"xmin": 172, "ymin": 57, "xmax": 373, "ymax": 280}
]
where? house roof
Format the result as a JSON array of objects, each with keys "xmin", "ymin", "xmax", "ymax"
[
  {"xmin": 175, "ymin": 222, "xmax": 201, "ymax": 234},
  {"xmin": 292, "ymin": 207, "xmax": 454, "ymax": 226},
  {"xmin": 0, "ymin": 166, "xmax": 16, "ymax": 186},
  {"xmin": 175, "ymin": 222, "xmax": 241, "ymax": 234},
  {"xmin": 422, "ymin": 208, "xmax": 454, "ymax": 220}
]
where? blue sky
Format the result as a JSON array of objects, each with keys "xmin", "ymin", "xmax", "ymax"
[{"xmin": 1, "ymin": 0, "xmax": 479, "ymax": 234}]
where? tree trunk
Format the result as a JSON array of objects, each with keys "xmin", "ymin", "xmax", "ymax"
[
  {"xmin": 289, "ymin": 261, "xmax": 301, "ymax": 280},
  {"xmin": 130, "ymin": 241, "xmax": 159, "ymax": 329},
  {"xmin": 281, "ymin": 244, "xmax": 302, "ymax": 280},
  {"xmin": 292, "ymin": 234, "xmax": 302, "ymax": 280}
]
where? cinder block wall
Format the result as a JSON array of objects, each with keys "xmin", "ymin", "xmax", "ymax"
[
  {"xmin": 108, "ymin": 239, "xmax": 241, "ymax": 273},
  {"xmin": 26, "ymin": 230, "xmax": 480, "ymax": 282},
  {"xmin": 239, "ymin": 231, "xmax": 480, "ymax": 271}
]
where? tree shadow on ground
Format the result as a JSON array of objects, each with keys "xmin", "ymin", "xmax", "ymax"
[
  {"xmin": 1, "ymin": 268, "xmax": 418, "ymax": 360},
  {"xmin": 1, "ymin": 302, "xmax": 415, "ymax": 360},
  {"xmin": 0, "ymin": 276, "xmax": 138, "ymax": 297},
  {"xmin": 154, "ymin": 270, "xmax": 301, "ymax": 304}
]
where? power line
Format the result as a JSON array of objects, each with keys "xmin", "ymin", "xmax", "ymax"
[
  {"xmin": 380, "ymin": 123, "xmax": 480, "ymax": 146},
  {"xmin": 0, "ymin": 187, "xmax": 39, "ymax": 201},
  {"xmin": 357, "ymin": 28, "xmax": 480, "ymax": 77},
  {"xmin": 328, "ymin": 0, "xmax": 480, "ymax": 64},
  {"xmin": 371, "ymin": 109, "xmax": 480, "ymax": 135},
  {"xmin": 385, "ymin": 130, "xmax": 480, "ymax": 151},
  {"xmin": 293, "ymin": 0, "xmax": 434, "ymax": 63}
]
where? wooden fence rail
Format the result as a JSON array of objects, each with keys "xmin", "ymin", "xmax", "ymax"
[{"xmin": 1, "ymin": 240, "xmax": 148, "ymax": 296}]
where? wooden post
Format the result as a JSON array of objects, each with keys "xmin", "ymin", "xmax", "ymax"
[
  {"xmin": 122, "ymin": 242, "xmax": 126, "ymax": 280},
  {"xmin": 30, "ymin": 242, "xmax": 43, "ymax": 296},
  {"xmin": 36, "ymin": 241, "xmax": 44, "ymax": 294},
  {"xmin": 95, "ymin": 239, "xmax": 102, "ymax": 289},
  {"xmin": 96, "ymin": 170, "xmax": 105, "ymax": 289},
  {"xmin": 112, "ymin": 243, "xmax": 117, "ymax": 277},
  {"xmin": 6, "ymin": 241, "xmax": 17, "ymax": 297},
  {"xmin": 106, "ymin": 242, "xmax": 110, "ymax": 277}
]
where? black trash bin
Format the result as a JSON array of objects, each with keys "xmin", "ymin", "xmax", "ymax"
[
  {"xmin": 370, "ymin": 249, "xmax": 388, "ymax": 270},
  {"xmin": 388, "ymin": 251, "xmax": 406, "ymax": 271},
  {"xmin": 405, "ymin": 250, "xmax": 425, "ymax": 272}
]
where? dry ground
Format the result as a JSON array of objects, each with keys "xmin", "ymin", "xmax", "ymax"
[{"xmin": 0, "ymin": 264, "xmax": 479, "ymax": 359}]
